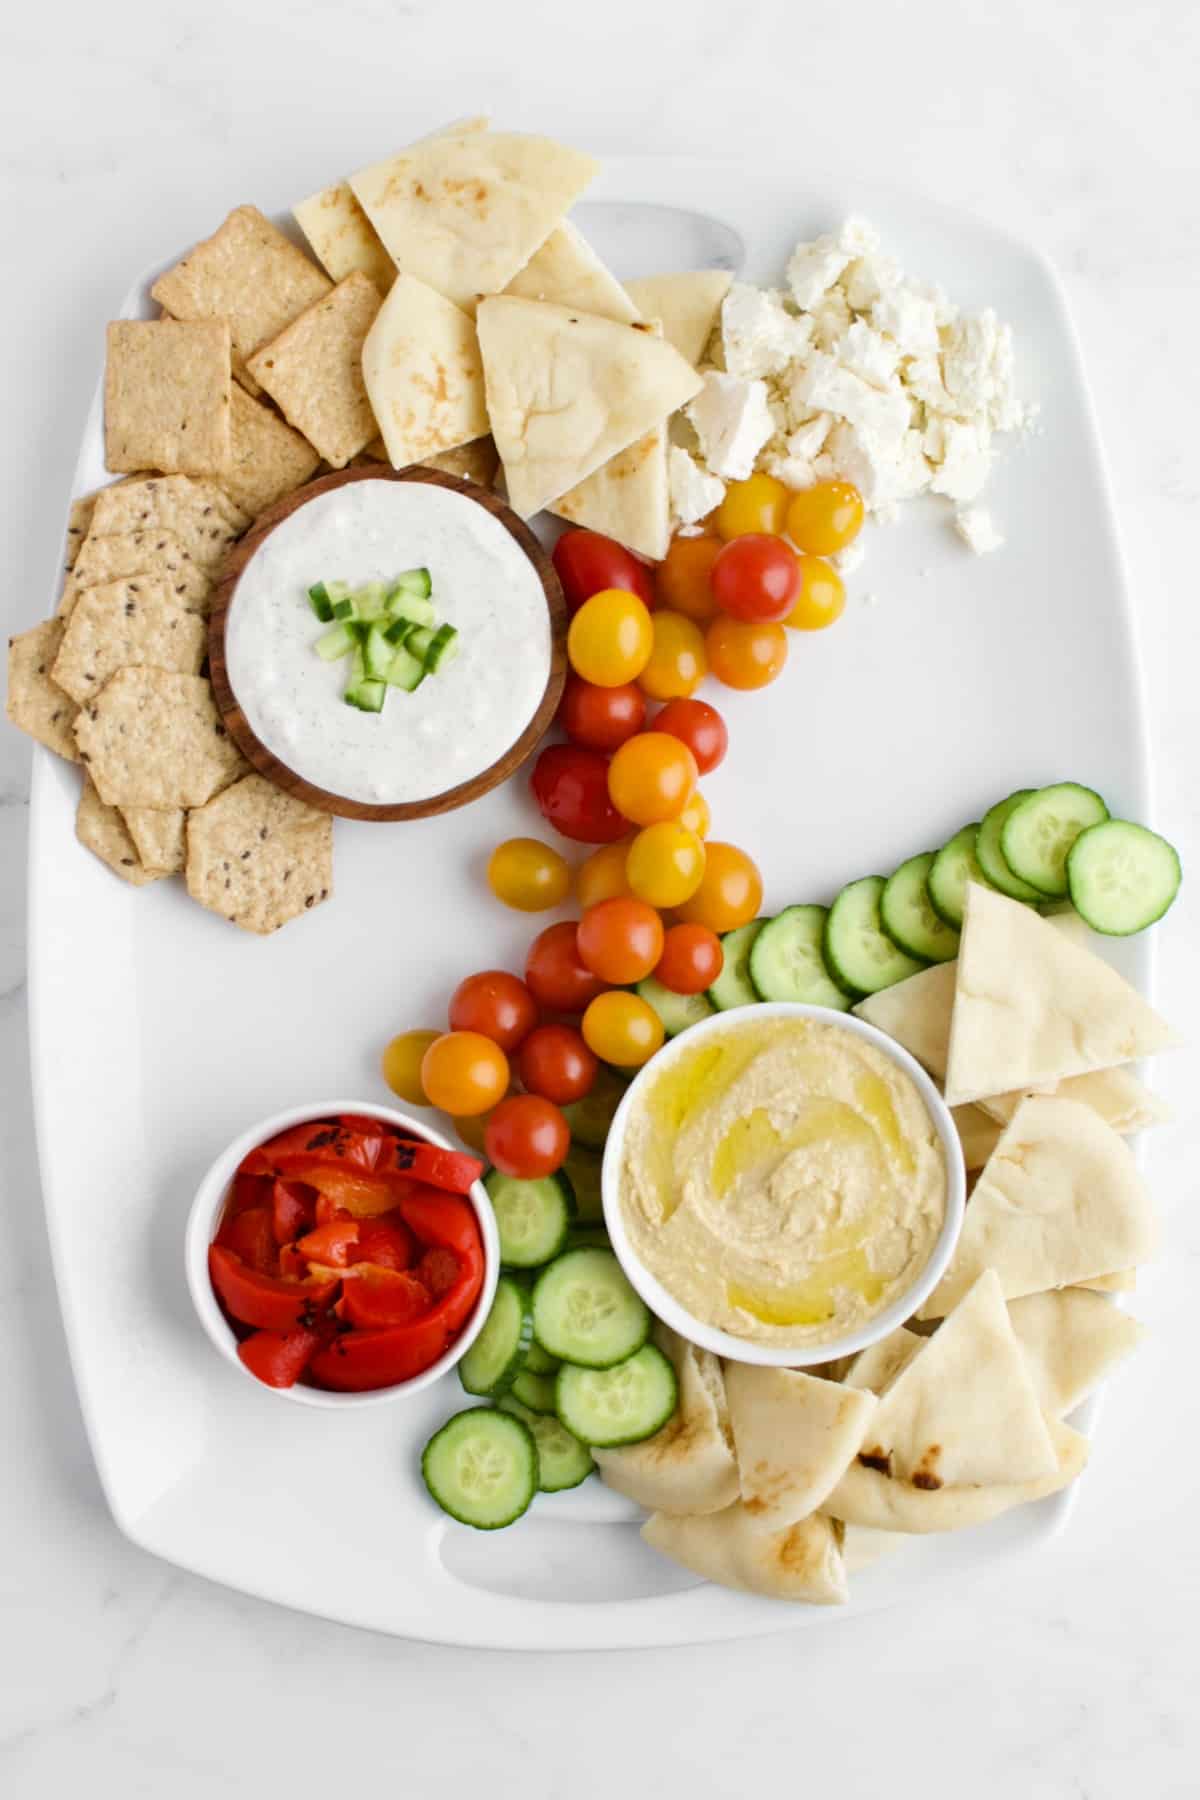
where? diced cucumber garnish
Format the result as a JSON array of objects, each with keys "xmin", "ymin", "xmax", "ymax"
[
  {"xmin": 749, "ymin": 904, "xmax": 851, "ymax": 1007},
  {"xmin": 824, "ymin": 876, "xmax": 927, "ymax": 997},
  {"xmin": 385, "ymin": 640, "xmax": 426, "ymax": 691},
  {"xmin": 562, "ymin": 1065, "xmax": 627, "ymax": 1149},
  {"xmin": 880, "ymin": 853, "xmax": 960, "ymax": 964},
  {"xmin": 391, "ymin": 566, "xmax": 432, "ymax": 601},
  {"xmin": 531, "ymin": 1248, "xmax": 649, "ymax": 1369},
  {"xmin": 976, "ymin": 792, "xmax": 1044, "ymax": 902},
  {"xmin": 315, "ymin": 622, "xmax": 360, "ymax": 662},
  {"xmin": 1066, "ymin": 820, "xmax": 1182, "ymax": 935},
  {"xmin": 363, "ymin": 623, "xmax": 395, "ymax": 680},
  {"xmin": 406, "ymin": 625, "xmax": 435, "ymax": 663},
  {"xmin": 927, "ymin": 823, "xmax": 991, "ymax": 929},
  {"xmin": 707, "ymin": 919, "xmax": 766, "ymax": 1010},
  {"xmin": 555, "ymin": 1344, "xmax": 678, "ymax": 1448},
  {"xmin": 1000, "ymin": 782, "xmax": 1110, "ymax": 898},
  {"xmin": 308, "ymin": 582, "xmax": 336, "ymax": 622},
  {"xmin": 424, "ymin": 623, "xmax": 459, "ymax": 671},
  {"xmin": 421, "ymin": 1408, "xmax": 537, "ymax": 1530},
  {"xmin": 458, "ymin": 1276, "xmax": 533, "ymax": 1399},
  {"xmin": 484, "ymin": 1170, "xmax": 574, "ymax": 1268},
  {"xmin": 498, "ymin": 1395, "xmax": 594, "ymax": 1493},
  {"xmin": 634, "ymin": 975, "xmax": 714, "ymax": 1037},
  {"xmin": 344, "ymin": 677, "xmax": 386, "ymax": 713},
  {"xmin": 509, "ymin": 1367, "xmax": 558, "ymax": 1413},
  {"xmin": 331, "ymin": 596, "xmax": 357, "ymax": 622}
]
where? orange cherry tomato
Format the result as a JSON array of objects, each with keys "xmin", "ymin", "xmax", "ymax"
[
  {"xmin": 448, "ymin": 971, "xmax": 538, "ymax": 1052},
  {"xmin": 638, "ymin": 610, "xmax": 708, "ymax": 701},
  {"xmin": 514, "ymin": 1023, "xmax": 598, "ymax": 1105},
  {"xmin": 679, "ymin": 789, "xmax": 711, "ymax": 839},
  {"xmin": 655, "ymin": 923, "xmax": 724, "ymax": 994},
  {"xmin": 581, "ymin": 990, "xmax": 665, "ymax": 1067},
  {"xmin": 487, "ymin": 837, "xmax": 572, "ymax": 911},
  {"xmin": 625, "ymin": 822, "xmax": 707, "ymax": 909},
  {"xmin": 576, "ymin": 840, "xmax": 633, "ymax": 910},
  {"xmin": 381, "ymin": 1029, "xmax": 440, "ymax": 1106},
  {"xmin": 785, "ymin": 555, "xmax": 847, "ymax": 631},
  {"xmin": 716, "ymin": 472, "xmax": 789, "ymax": 541},
  {"xmin": 421, "ymin": 1032, "xmax": 510, "ymax": 1116},
  {"xmin": 607, "ymin": 732, "xmax": 698, "ymax": 826},
  {"xmin": 706, "ymin": 616, "xmax": 788, "ymax": 691},
  {"xmin": 676, "ymin": 841, "xmax": 764, "ymax": 932},
  {"xmin": 524, "ymin": 921, "xmax": 606, "ymax": 1014},
  {"xmin": 567, "ymin": 588, "xmax": 654, "ymax": 686},
  {"xmin": 653, "ymin": 697, "xmax": 728, "ymax": 774},
  {"xmin": 576, "ymin": 897, "xmax": 665, "ymax": 985},
  {"xmin": 484, "ymin": 1094, "xmax": 570, "ymax": 1179},
  {"xmin": 785, "ymin": 480, "xmax": 864, "ymax": 555},
  {"xmin": 656, "ymin": 535, "xmax": 722, "ymax": 624}
]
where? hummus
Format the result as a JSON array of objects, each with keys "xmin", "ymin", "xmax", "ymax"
[{"xmin": 618, "ymin": 1015, "xmax": 947, "ymax": 1348}]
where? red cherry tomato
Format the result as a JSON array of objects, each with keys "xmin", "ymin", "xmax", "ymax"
[
  {"xmin": 484, "ymin": 1094, "xmax": 571, "ymax": 1179},
  {"xmin": 448, "ymin": 970, "xmax": 538, "ymax": 1052},
  {"xmin": 552, "ymin": 529, "xmax": 656, "ymax": 616},
  {"xmin": 711, "ymin": 534, "xmax": 801, "ymax": 622},
  {"xmin": 576, "ymin": 897, "xmax": 665, "ymax": 985},
  {"xmin": 525, "ymin": 921, "xmax": 607, "ymax": 1013},
  {"xmin": 652, "ymin": 697, "xmax": 729, "ymax": 775},
  {"xmin": 514, "ymin": 1023, "xmax": 598, "ymax": 1105},
  {"xmin": 654, "ymin": 922, "xmax": 724, "ymax": 994},
  {"xmin": 559, "ymin": 674, "xmax": 647, "ymax": 752},
  {"xmin": 531, "ymin": 744, "xmax": 628, "ymax": 844}
]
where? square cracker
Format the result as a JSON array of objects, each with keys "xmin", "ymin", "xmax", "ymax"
[
  {"xmin": 76, "ymin": 776, "xmax": 162, "ymax": 885},
  {"xmin": 73, "ymin": 668, "xmax": 245, "ymax": 808},
  {"xmin": 89, "ymin": 474, "xmax": 247, "ymax": 573},
  {"xmin": 6, "ymin": 620, "xmax": 80, "ymax": 760},
  {"xmin": 224, "ymin": 386, "xmax": 320, "ymax": 519},
  {"xmin": 120, "ymin": 806, "xmax": 186, "ymax": 875},
  {"xmin": 151, "ymin": 205, "xmax": 332, "ymax": 363},
  {"xmin": 104, "ymin": 319, "xmax": 232, "ymax": 477},
  {"xmin": 186, "ymin": 773, "xmax": 333, "ymax": 935},
  {"xmin": 247, "ymin": 272, "xmax": 381, "ymax": 468},
  {"xmin": 51, "ymin": 576, "xmax": 207, "ymax": 704},
  {"xmin": 59, "ymin": 529, "xmax": 211, "ymax": 619}
]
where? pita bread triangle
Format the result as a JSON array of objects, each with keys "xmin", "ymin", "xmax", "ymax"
[
  {"xmin": 361, "ymin": 274, "xmax": 488, "ymax": 467},
  {"xmin": 1007, "ymin": 1288, "xmax": 1145, "ymax": 1419},
  {"xmin": 550, "ymin": 424, "xmax": 669, "ymax": 561},
  {"xmin": 853, "ymin": 960, "xmax": 957, "ymax": 1079},
  {"xmin": 505, "ymin": 221, "xmax": 639, "ymax": 323},
  {"xmin": 723, "ymin": 1364, "xmax": 877, "ymax": 1529},
  {"xmin": 979, "ymin": 1064, "xmax": 1170, "ymax": 1135},
  {"xmin": 476, "ymin": 297, "xmax": 703, "ymax": 517},
  {"xmin": 624, "ymin": 271, "xmax": 733, "ymax": 365},
  {"xmin": 642, "ymin": 1505, "xmax": 847, "ymax": 1604},
  {"xmin": 944, "ymin": 883, "xmax": 1178, "ymax": 1107},
  {"xmin": 593, "ymin": 1324, "xmax": 738, "ymax": 1516}
]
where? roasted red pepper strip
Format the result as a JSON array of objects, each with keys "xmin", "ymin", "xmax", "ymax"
[
  {"xmin": 380, "ymin": 1140, "xmax": 483, "ymax": 1195},
  {"xmin": 296, "ymin": 1220, "xmax": 361, "ymax": 1268},
  {"xmin": 397, "ymin": 1189, "xmax": 485, "ymax": 1336},
  {"xmin": 339, "ymin": 1267, "xmax": 432, "ymax": 1330},
  {"xmin": 348, "ymin": 1216, "xmax": 415, "ymax": 1272},
  {"xmin": 209, "ymin": 1245, "xmax": 338, "ymax": 1333},
  {"xmin": 289, "ymin": 1166, "xmax": 404, "ymax": 1217},
  {"xmin": 215, "ymin": 1205, "xmax": 277, "ymax": 1274},
  {"xmin": 308, "ymin": 1313, "xmax": 453, "ymax": 1391},
  {"xmin": 238, "ymin": 1326, "xmax": 325, "ymax": 1389},
  {"xmin": 240, "ymin": 1120, "xmax": 387, "ymax": 1179},
  {"xmin": 271, "ymin": 1179, "xmax": 316, "ymax": 1246},
  {"xmin": 225, "ymin": 1172, "xmax": 274, "ymax": 1219}
]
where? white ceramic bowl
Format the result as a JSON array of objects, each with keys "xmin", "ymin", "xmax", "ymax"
[
  {"xmin": 600, "ymin": 1003, "xmax": 965, "ymax": 1368},
  {"xmin": 185, "ymin": 1099, "xmax": 498, "ymax": 1409}
]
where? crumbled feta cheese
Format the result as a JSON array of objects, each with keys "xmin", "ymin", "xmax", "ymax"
[
  {"xmin": 785, "ymin": 414, "xmax": 833, "ymax": 460},
  {"xmin": 685, "ymin": 373, "xmax": 774, "ymax": 481},
  {"xmin": 870, "ymin": 283, "xmax": 941, "ymax": 356},
  {"xmin": 786, "ymin": 235, "xmax": 851, "ymax": 311},
  {"xmin": 904, "ymin": 351, "xmax": 954, "ymax": 413},
  {"xmin": 810, "ymin": 288, "xmax": 853, "ymax": 351},
  {"xmin": 826, "ymin": 420, "xmax": 930, "ymax": 506},
  {"xmin": 788, "ymin": 353, "xmax": 911, "ymax": 443},
  {"xmin": 954, "ymin": 506, "xmax": 1005, "ymax": 554},
  {"xmin": 837, "ymin": 216, "xmax": 881, "ymax": 257},
  {"xmin": 928, "ymin": 418, "xmax": 993, "ymax": 502},
  {"xmin": 668, "ymin": 446, "xmax": 725, "ymax": 526},
  {"xmin": 763, "ymin": 453, "xmax": 817, "ymax": 489},
  {"xmin": 721, "ymin": 284, "xmax": 813, "ymax": 380},
  {"xmin": 941, "ymin": 310, "xmax": 999, "ymax": 417},
  {"xmin": 837, "ymin": 320, "xmax": 901, "ymax": 390},
  {"xmin": 841, "ymin": 251, "xmax": 903, "ymax": 313}
]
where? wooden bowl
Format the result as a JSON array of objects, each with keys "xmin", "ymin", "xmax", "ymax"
[{"xmin": 208, "ymin": 465, "xmax": 567, "ymax": 822}]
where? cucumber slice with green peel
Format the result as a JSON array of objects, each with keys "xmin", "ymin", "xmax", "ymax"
[
  {"xmin": 976, "ymin": 793, "xmax": 1043, "ymax": 902},
  {"xmin": 484, "ymin": 1170, "xmax": 574, "ymax": 1268},
  {"xmin": 343, "ymin": 677, "xmax": 386, "ymax": 713},
  {"xmin": 707, "ymin": 919, "xmax": 766, "ymax": 1010},
  {"xmin": 749, "ymin": 904, "xmax": 851, "ymax": 1007},
  {"xmin": 823, "ymin": 876, "xmax": 927, "ymax": 997},
  {"xmin": 635, "ymin": 975, "xmax": 715, "ymax": 1037},
  {"xmin": 385, "ymin": 641, "xmax": 426, "ymax": 691},
  {"xmin": 555, "ymin": 1344, "xmax": 678, "ymax": 1448},
  {"xmin": 509, "ymin": 1366, "xmax": 558, "ymax": 1413},
  {"xmin": 927, "ymin": 824, "xmax": 991, "ymax": 929},
  {"xmin": 352, "ymin": 580, "xmax": 390, "ymax": 621},
  {"xmin": 307, "ymin": 582, "xmax": 335, "ymax": 622},
  {"xmin": 457, "ymin": 1276, "xmax": 533, "ymax": 1399},
  {"xmin": 1066, "ymin": 820, "xmax": 1182, "ymax": 935},
  {"xmin": 498, "ymin": 1396, "xmax": 595, "ymax": 1493},
  {"xmin": 424, "ymin": 623, "xmax": 459, "ymax": 672},
  {"xmin": 406, "ymin": 625, "xmax": 436, "ymax": 662},
  {"xmin": 523, "ymin": 1340, "xmax": 560, "ymax": 1376},
  {"xmin": 384, "ymin": 616, "xmax": 415, "ymax": 646},
  {"xmin": 315, "ymin": 621, "xmax": 359, "ymax": 662},
  {"xmin": 1000, "ymin": 782, "xmax": 1110, "ymax": 898},
  {"xmin": 331, "ymin": 596, "xmax": 357, "ymax": 623},
  {"xmin": 391, "ymin": 566, "xmax": 432, "ymax": 601},
  {"xmin": 561, "ymin": 1145, "xmax": 604, "ymax": 1222},
  {"xmin": 880, "ymin": 854, "xmax": 960, "ymax": 964},
  {"xmin": 562, "ymin": 1065, "xmax": 627, "ymax": 1148},
  {"xmin": 421, "ymin": 1408, "xmax": 537, "ymax": 1530},
  {"xmin": 363, "ymin": 623, "xmax": 395, "ymax": 680},
  {"xmin": 531, "ymin": 1248, "xmax": 650, "ymax": 1369}
]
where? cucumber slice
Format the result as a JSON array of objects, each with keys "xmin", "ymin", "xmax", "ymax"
[
  {"xmin": 749, "ymin": 904, "xmax": 851, "ymax": 1007},
  {"xmin": 635, "ymin": 975, "xmax": 714, "ymax": 1037},
  {"xmin": 561, "ymin": 1145, "xmax": 604, "ymax": 1222},
  {"xmin": 880, "ymin": 853, "xmax": 960, "ymax": 964},
  {"xmin": 457, "ymin": 1276, "xmax": 533, "ymax": 1398},
  {"xmin": 363, "ymin": 622, "xmax": 395, "ymax": 680},
  {"xmin": 555, "ymin": 1344, "xmax": 678, "ymax": 1448},
  {"xmin": 524, "ymin": 1340, "xmax": 561, "ymax": 1376},
  {"xmin": 315, "ymin": 621, "xmax": 359, "ymax": 662},
  {"xmin": 307, "ymin": 582, "xmax": 335, "ymax": 622},
  {"xmin": 424, "ymin": 623, "xmax": 459, "ymax": 672},
  {"xmin": 484, "ymin": 1170, "xmax": 574, "ymax": 1269},
  {"xmin": 385, "ymin": 640, "xmax": 426, "ymax": 691},
  {"xmin": 707, "ymin": 919, "xmax": 766, "ymax": 1011},
  {"xmin": 331, "ymin": 596, "xmax": 357, "ymax": 622},
  {"xmin": 352, "ymin": 580, "xmax": 390, "ymax": 621},
  {"xmin": 531, "ymin": 1248, "xmax": 650, "ymax": 1369},
  {"xmin": 406, "ymin": 626, "xmax": 436, "ymax": 662},
  {"xmin": 823, "ymin": 876, "xmax": 927, "ymax": 997},
  {"xmin": 391, "ymin": 566, "xmax": 432, "ymax": 601},
  {"xmin": 343, "ymin": 677, "xmax": 386, "ymax": 713},
  {"xmin": 1000, "ymin": 782, "xmax": 1110, "ymax": 898},
  {"xmin": 562, "ymin": 1064, "xmax": 627, "ymax": 1149},
  {"xmin": 421, "ymin": 1409, "xmax": 537, "ymax": 1530},
  {"xmin": 499, "ymin": 1396, "xmax": 595, "ymax": 1493},
  {"xmin": 976, "ymin": 792, "xmax": 1043, "ymax": 902},
  {"xmin": 509, "ymin": 1366, "xmax": 558, "ymax": 1413},
  {"xmin": 1066, "ymin": 820, "xmax": 1182, "ymax": 935},
  {"xmin": 927, "ymin": 823, "xmax": 991, "ymax": 929}
]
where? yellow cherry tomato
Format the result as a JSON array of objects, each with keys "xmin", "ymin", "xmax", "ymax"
[
  {"xmin": 567, "ymin": 587, "xmax": 654, "ymax": 687},
  {"xmin": 679, "ymin": 789, "xmax": 711, "ymax": 839},
  {"xmin": 576, "ymin": 840, "xmax": 632, "ymax": 910},
  {"xmin": 581, "ymin": 990, "xmax": 665, "ymax": 1067},
  {"xmin": 716, "ymin": 472, "xmax": 789, "ymax": 541},
  {"xmin": 657, "ymin": 535, "xmax": 723, "ymax": 623},
  {"xmin": 638, "ymin": 610, "xmax": 708, "ymax": 701},
  {"xmin": 676, "ymin": 841, "xmax": 764, "ymax": 933},
  {"xmin": 381, "ymin": 1029, "xmax": 440, "ymax": 1106},
  {"xmin": 420, "ymin": 1031, "xmax": 510, "ymax": 1116},
  {"xmin": 608, "ymin": 732, "xmax": 698, "ymax": 827},
  {"xmin": 706, "ymin": 616, "xmax": 788, "ymax": 691},
  {"xmin": 784, "ymin": 556, "xmax": 847, "ymax": 631},
  {"xmin": 625, "ymin": 822, "xmax": 707, "ymax": 908},
  {"xmin": 487, "ymin": 836, "xmax": 572, "ymax": 911},
  {"xmin": 785, "ymin": 480, "xmax": 864, "ymax": 556}
]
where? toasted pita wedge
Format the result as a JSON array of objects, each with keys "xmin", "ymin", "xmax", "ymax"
[
  {"xmin": 842, "ymin": 1327, "xmax": 923, "ymax": 1396},
  {"xmin": 841, "ymin": 1523, "xmax": 907, "ymax": 1572},
  {"xmin": 944, "ymin": 884, "xmax": 1177, "ymax": 1107},
  {"xmin": 593, "ymin": 1324, "xmax": 738, "ymax": 1515},
  {"xmin": 853, "ymin": 960, "xmax": 957, "ymax": 1079},
  {"xmin": 550, "ymin": 426, "xmax": 670, "ymax": 560},
  {"xmin": 642, "ymin": 1504, "xmax": 847, "ymax": 1604},
  {"xmin": 505, "ymin": 221, "xmax": 639, "ymax": 322},
  {"xmin": 921, "ymin": 1097, "xmax": 1156, "ymax": 1320},
  {"xmin": 723, "ymin": 1364, "xmax": 876, "ymax": 1530},
  {"xmin": 349, "ymin": 131, "xmax": 598, "ymax": 313},
  {"xmin": 477, "ymin": 297, "xmax": 702, "ymax": 517},
  {"xmin": 952, "ymin": 1103, "xmax": 1004, "ymax": 1171},
  {"xmin": 624, "ymin": 271, "xmax": 733, "ymax": 364},
  {"xmin": 1008, "ymin": 1289, "xmax": 1144, "ymax": 1419},
  {"xmin": 980, "ymin": 1065, "xmax": 1170, "ymax": 1136},
  {"xmin": 361, "ymin": 274, "xmax": 488, "ymax": 468},
  {"xmin": 1078, "ymin": 1269, "xmax": 1136, "ymax": 1293}
]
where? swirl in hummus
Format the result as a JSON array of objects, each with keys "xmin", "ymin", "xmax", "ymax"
[{"xmin": 617, "ymin": 1015, "xmax": 947, "ymax": 1348}]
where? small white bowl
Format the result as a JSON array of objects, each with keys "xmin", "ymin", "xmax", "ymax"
[
  {"xmin": 601, "ymin": 1003, "xmax": 965, "ymax": 1369},
  {"xmin": 185, "ymin": 1099, "xmax": 498, "ymax": 1409}
]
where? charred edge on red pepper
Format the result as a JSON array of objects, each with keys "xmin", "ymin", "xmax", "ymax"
[
  {"xmin": 392, "ymin": 1144, "xmax": 416, "ymax": 1169},
  {"xmin": 304, "ymin": 1126, "xmax": 345, "ymax": 1152}
]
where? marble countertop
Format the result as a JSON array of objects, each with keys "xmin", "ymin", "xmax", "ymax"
[{"xmin": 2, "ymin": 3, "xmax": 1197, "ymax": 1794}]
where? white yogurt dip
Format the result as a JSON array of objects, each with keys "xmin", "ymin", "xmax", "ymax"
[{"xmin": 225, "ymin": 479, "xmax": 552, "ymax": 805}]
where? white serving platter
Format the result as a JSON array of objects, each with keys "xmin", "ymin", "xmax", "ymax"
[{"xmin": 27, "ymin": 157, "xmax": 1150, "ymax": 1649}]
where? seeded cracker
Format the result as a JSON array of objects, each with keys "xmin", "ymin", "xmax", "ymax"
[
  {"xmin": 73, "ymin": 668, "xmax": 245, "ymax": 809},
  {"xmin": 76, "ymin": 777, "xmax": 162, "ymax": 885},
  {"xmin": 120, "ymin": 806, "xmax": 186, "ymax": 875},
  {"xmin": 104, "ymin": 319, "xmax": 232, "ymax": 477},
  {"xmin": 59, "ymin": 529, "xmax": 211, "ymax": 619},
  {"xmin": 89, "ymin": 474, "xmax": 247, "ymax": 573},
  {"xmin": 6, "ymin": 621, "xmax": 80, "ymax": 760},
  {"xmin": 151, "ymin": 205, "xmax": 332, "ymax": 366},
  {"xmin": 186, "ymin": 774, "xmax": 333, "ymax": 935},
  {"xmin": 224, "ymin": 385, "xmax": 320, "ymax": 519},
  {"xmin": 247, "ymin": 272, "xmax": 381, "ymax": 468},
  {"xmin": 51, "ymin": 577, "xmax": 207, "ymax": 704}
]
